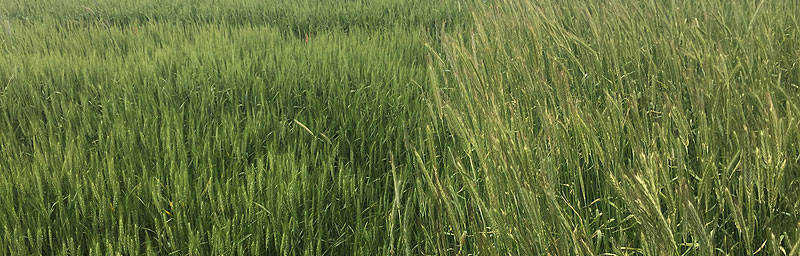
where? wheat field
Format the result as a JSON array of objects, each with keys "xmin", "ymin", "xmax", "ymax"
[{"xmin": 1, "ymin": 0, "xmax": 798, "ymax": 255}]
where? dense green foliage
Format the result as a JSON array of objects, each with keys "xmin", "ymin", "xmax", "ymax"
[{"xmin": 1, "ymin": 0, "xmax": 798, "ymax": 255}]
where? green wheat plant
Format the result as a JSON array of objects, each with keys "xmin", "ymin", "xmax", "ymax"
[{"xmin": 0, "ymin": 0, "xmax": 798, "ymax": 255}]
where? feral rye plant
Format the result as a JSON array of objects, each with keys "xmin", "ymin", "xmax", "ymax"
[{"xmin": 1, "ymin": 0, "xmax": 798, "ymax": 255}]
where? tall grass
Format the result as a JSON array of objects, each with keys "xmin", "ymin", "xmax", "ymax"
[
  {"xmin": 426, "ymin": 0, "xmax": 799, "ymax": 254},
  {"xmin": 0, "ymin": 0, "xmax": 798, "ymax": 255}
]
